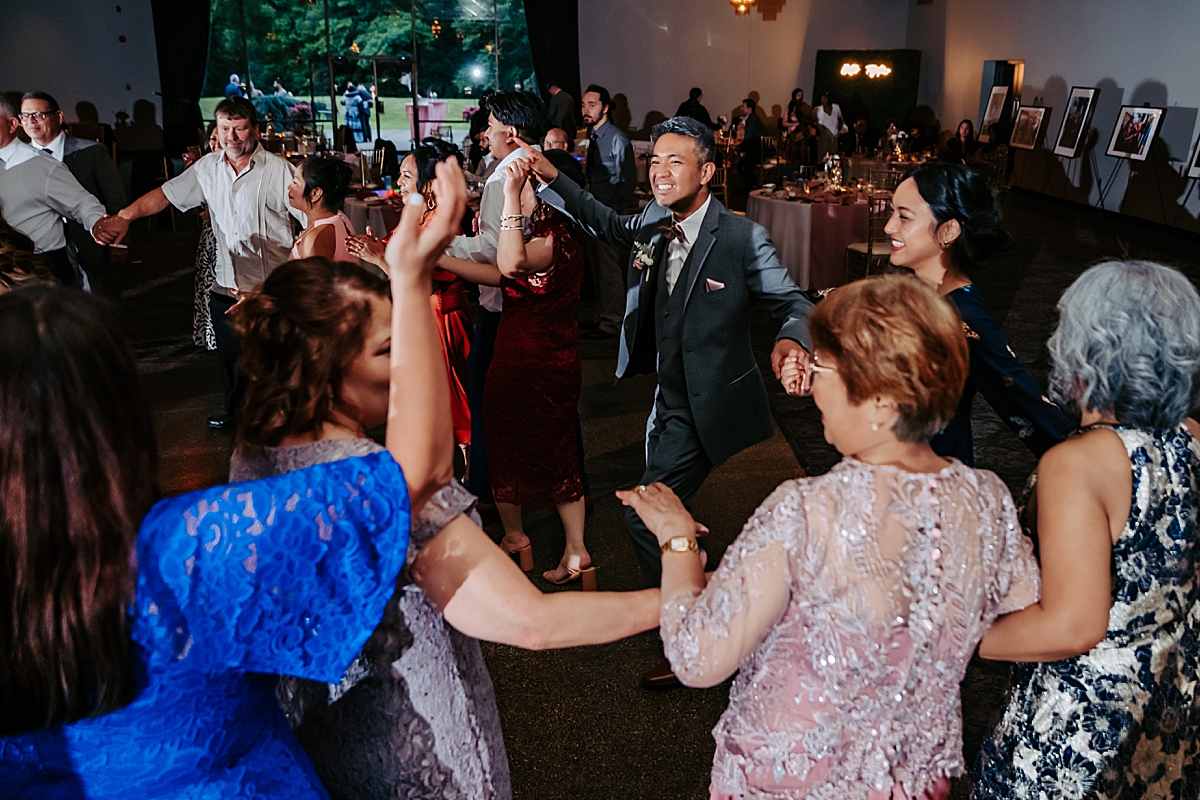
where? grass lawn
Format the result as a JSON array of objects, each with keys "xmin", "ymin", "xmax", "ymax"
[{"xmin": 201, "ymin": 96, "xmax": 479, "ymax": 139}]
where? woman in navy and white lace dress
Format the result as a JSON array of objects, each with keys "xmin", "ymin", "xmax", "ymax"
[{"xmin": 974, "ymin": 260, "xmax": 1200, "ymax": 798}]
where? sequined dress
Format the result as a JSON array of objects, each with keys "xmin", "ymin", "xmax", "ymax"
[
  {"xmin": 973, "ymin": 424, "xmax": 1200, "ymax": 799},
  {"xmin": 0, "ymin": 453, "xmax": 410, "ymax": 798},
  {"xmin": 483, "ymin": 213, "xmax": 585, "ymax": 506},
  {"xmin": 660, "ymin": 458, "xmax": 1041, "ymax": 799},
  {"xmin": 231, "ymin": 438, "xmax": 511, "ymax": 800}
]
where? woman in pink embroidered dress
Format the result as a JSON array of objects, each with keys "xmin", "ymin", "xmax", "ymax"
[{"xmin": 620, "ymin": 274, "xmax": 1041, "ymax": 800}]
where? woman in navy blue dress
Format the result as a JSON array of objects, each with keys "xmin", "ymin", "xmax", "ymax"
[{"xmin": 882, "ymin": 162, "xmax": 1074, "ymax": 466}]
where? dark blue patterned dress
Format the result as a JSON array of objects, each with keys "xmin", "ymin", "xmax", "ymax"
[
  {"xmin": 0, "ymin": 452, "xmax": 410, "ymax": 799},
  {"xmin": 974, "ymin": 424, "xmax": 1200, "ymax": 799}
]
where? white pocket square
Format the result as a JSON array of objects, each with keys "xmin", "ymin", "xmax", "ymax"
[{"xmin": 705, "ymin": 278, "xmax": 725, "ymax": 292}]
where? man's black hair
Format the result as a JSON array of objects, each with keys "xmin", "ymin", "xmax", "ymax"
[
  {"xmin": 485, "ymin": 91, "xmax": 547, "ymax": 146},
  {"xmin": 689, "ymin": 87, "xmax": 702, "ymax": 101},
  {"xmin": 742, "ymin": 98, "xmax": 757, "ymax": 112},
  {"xmin": 20, "ymin": 91, "xmax": 60, "ymax": 114},
  {"xmin": 652, "ymin": 116, "xmax": 716, "ymax": 165},
  {"xmin": 584, "ymin": 84, "xmax": 612, "ymax": 112}
]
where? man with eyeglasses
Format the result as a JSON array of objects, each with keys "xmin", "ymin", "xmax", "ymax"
[
  {"xmin": 20, "ymin": 91, "xmax": 127, "ymax": 300},
  {"xmin": 0, "ymin": 94, "xmax": 114, "ymax": 286}
]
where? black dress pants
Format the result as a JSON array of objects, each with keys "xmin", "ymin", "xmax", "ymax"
[
  {"xmin": 209, "ymin": 292, "xmax": 246, "ymax": 416},
  {"xmin": 624, "ymin": 394, "xmax": 714, "ymax": 587}
]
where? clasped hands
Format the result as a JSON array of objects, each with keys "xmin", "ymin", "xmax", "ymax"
[
  {"xmin": 92, "ymin": 214, "xmax": 130, "ymax": 246},
  {"xmin": 773, "ymin": 339, "xmax": 812, "ymax": 396}
]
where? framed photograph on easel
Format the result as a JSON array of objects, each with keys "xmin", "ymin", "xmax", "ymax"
[
  {"xmin": 1010, "ymin": 106, "xmax": 1047, "ymax": 150},
  {"xmin": 1106, "ymin": 106, "xmax": 1164, "ymax": 161},
  {"xmin": 979, "ymin": 85, "xmax": 1009, "ymax": 142},
  {"xmin": 1053, "ymin": 86, "xmax": 1097, "ymax": 157},
  {"xmin": 1187, "ymin": 132, "xmax": 1200, "ymax": 179}
]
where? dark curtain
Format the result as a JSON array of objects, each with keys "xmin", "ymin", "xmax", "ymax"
[
  {"xmin": 150, "ymin": 0, "xmax": 211, "ymax": 154},
  {"xmin": 522, "ymin": 0, "xmax": 581, "ymax": 107}
]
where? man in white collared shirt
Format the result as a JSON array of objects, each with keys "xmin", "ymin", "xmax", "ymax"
[
  {"xmin": 440, "ymin": 91, "xmax": 546, "ymax": 504},
  {"xmin": 20, "ymin": 91, "xmax": 128, "ymax": 299},
  {"xmin": 102, "ymin": 96, "xmax": 303, "ymax": 429},
  {"xmin": 0, "ymin": 94, "xmax": 109, "ymax": 286}
]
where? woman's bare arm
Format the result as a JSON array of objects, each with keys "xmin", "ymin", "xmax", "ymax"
[
  {"xmin": 383, "ymin": 161, "xmax": 464, "ymax": 513},
  {"xmin": 412, "ymin": 515, "xmax": 660, "ymax": 649},
  {"xmin": 295, "ymin": 224, "xmax": 336, "ymax": 261},
  {"xmin": 978, "ymin": 430, "xmax": 1128, "ymax": 661},
  {"xmin": 437, "ymin": 254, "xmax": 503, "ymax": 286}
]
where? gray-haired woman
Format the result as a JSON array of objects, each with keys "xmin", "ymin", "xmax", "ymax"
[{"xmin": 973, "ymin": 260, "xmax": 1200, "ymax": 798}]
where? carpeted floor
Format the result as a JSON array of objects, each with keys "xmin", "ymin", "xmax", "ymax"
[{"xmin": 131, "ymin": 186, "xmax": 1200, "ymax": 799}]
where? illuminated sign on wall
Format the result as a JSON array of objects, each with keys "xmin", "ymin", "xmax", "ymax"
[{"xmin": 840, "ymin": 62, "xmax": 893, "ymax": 79}]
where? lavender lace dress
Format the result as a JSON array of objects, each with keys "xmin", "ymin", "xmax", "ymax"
[
  {"xmin": 661, "ymin": 458, "xmax": 1041, "ymax": 799},
  {"xmin": 231, "ymin": 438, "xmax": 511, "ymax": 800}
]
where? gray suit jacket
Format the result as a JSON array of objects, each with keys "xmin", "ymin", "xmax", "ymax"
[
  {"xmin": 62, "ymin": 136, "xmax": 126, "ymax": 266},
  {"xmin": 545, "ymin": 175, "xmax": 813, "ymax": 466}
]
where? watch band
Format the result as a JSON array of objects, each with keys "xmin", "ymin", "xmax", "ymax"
[{"xmin": 660, "ymin": 535, "xmax": 699, "ymax": 555}]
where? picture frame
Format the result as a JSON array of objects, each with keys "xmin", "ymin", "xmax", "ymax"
[
  {"xmin": 979, "ymin": 85, "xmax": 1009, "ymax": 142},
  {"xmin": 1009, "ymin": 106, "xmax": 1047, "ymax": 150},
  {"xmin": 1053, "ymin": 86, "xmax": 1098, "ymax": 158},
  {"xmin": 1105, "ymin": 106, "xmax": 1165, "ymax": 161},
  {"xmin": 1188, "ymin": 131, "xmax": 1200, "ymax": 179}
]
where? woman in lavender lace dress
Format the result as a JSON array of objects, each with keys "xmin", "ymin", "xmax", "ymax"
[
  {"xmin": 620, "ymin": 274, "xmax": 1041, "ymax": 800},
  {"xmin": 230, "ymin": 187, "xmax": 660, "ymax": 798}
]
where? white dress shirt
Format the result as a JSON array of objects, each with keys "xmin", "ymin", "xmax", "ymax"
[
  {"xmin": 38, "ymin": 132, "xmax": 67, "ymax": 161},
  {"xmin": 445, "ymin": 144, "xmax": 541, "ymax": 313},
  {"xmin": 665, "ymin": 193, "xmax": 712, "ymax": 293},
  {"xmin": 163, "ymin": 145, "xmax": 303, "ymax": 291},
  {"xmin": 0, "ymin": 139, "xmax": 105, "ymax": 252}
]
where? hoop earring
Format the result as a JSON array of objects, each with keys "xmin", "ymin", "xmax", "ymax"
[{"xmin": 426, "ymin": 194, "xmax": 436, "ymax": 211}]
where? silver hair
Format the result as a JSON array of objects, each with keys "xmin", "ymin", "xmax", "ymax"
[{"xmin": 1048, "ymin": 260, "xmax": 1200, "ymax": 428}]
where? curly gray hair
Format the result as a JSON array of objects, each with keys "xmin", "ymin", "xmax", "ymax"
[{"xmin": 1048, "ymin": 260, "xmax": 1200, "ymax": 428}]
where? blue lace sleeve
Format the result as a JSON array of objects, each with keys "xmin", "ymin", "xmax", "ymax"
[{"xmin": 135, "ymin": 452, "xmax": 410, "ymax": 682}]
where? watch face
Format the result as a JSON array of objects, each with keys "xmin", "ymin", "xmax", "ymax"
[{"xmin": 671, "ymin": 538, "xmax": 691, "ymax": 551}]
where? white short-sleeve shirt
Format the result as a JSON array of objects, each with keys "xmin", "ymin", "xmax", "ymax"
[{"xmin": 163, "ymin": 145, "xmax": 303, "ymax": 291}]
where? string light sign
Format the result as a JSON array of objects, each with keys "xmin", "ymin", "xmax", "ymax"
[
  {"xmin": 840, "ymin": 62, "xmax": 893, "ymax": 79},
  {"xmin": 730, "ymin": 0, "xmax": 756, "ymax": 15}
]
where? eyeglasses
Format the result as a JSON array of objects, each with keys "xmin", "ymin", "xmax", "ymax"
[
  {"xmin": 799, "ymin": 358, "xmax": 836, "ymax": 394},
  {"xmin": 18, "ymin": 111, "xmax": 57, "ymax": 122}
]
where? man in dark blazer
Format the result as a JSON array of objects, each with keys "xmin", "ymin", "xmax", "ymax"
[
  {"xmin": 521, "ymin": 116, "xmax": 813, "ymax": 681},
  {"xmin": 20, "ymin": 91, "xmax": 127, "ymax": 299}
]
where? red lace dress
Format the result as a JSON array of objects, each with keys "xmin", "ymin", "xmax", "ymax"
[
  {"xmin": 483, "ymin": 213, "xmax": 585, "ymax": 507},
  {"xmin": 431, "ymin": 267, "xmax": 472, "ymax": 447}
]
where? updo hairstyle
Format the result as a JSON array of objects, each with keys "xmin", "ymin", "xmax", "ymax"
[
  {"xmin": 908, "ymin": 162, "xmax": 1012, "ymax": 272},
  {"xmin": 809, "ymin": 274, "xmax": 968, "ymax": 442},
  {"xmin": 232, "ymin": 257, "xmax": 390, "ymax": 446},
  {"xmin": 298, "ymin": 156, "xmax": 354, "ymax": 211}
]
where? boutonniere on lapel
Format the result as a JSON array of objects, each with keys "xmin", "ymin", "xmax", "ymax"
[{"xmin": 632, "ymin": 240, "xmax": 656, "ymax": 271}]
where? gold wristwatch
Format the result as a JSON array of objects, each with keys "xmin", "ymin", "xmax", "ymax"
[{"xmin": 660, "ymin": 536, "xmax": 699, "ymax": 555}]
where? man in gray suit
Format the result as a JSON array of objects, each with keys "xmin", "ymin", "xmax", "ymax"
[
  {"xmin": 522, "ymin": 116, "xmax": 813, "ymax": 679},
  {"xmin": 20, "ymin": 92, "xmax": 128, "ymax": 299}
]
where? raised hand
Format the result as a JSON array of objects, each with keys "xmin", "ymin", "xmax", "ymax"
[
  {"xmin": 384, "ymin": 157, "xmax": 467, "ymax": 284},
  {"xmin": 504, "ymin": 158, "xmax": 532, "ymax": 200},
  {"xmin": 514, "ymin": 140, "xmax": 558, "ymax": 184},
  {"xmin": 346, "ymin": 226, "xmax": 388, "ymax": 271}
]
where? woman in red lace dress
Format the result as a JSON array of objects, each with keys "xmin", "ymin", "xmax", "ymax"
[{"xmin": 440, "ymin": 151, "xmax": 592, "ymax": 587}]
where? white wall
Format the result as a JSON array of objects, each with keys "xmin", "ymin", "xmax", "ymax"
[
  {"xmin": 579, "ymin": 0, "xmax": 909, "ymax": 135},
  {"xmin": 0, "ymin": 0, "xmax": 161, "ymax": 127},
  {"xmin": 906, "ymin": 0, "xmax": 1200, "ymax": 228}
]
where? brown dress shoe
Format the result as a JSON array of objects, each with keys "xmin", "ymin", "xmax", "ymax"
[{"xmin": 640, "ymin": 656, "xmax": 681, "ymax": 690}]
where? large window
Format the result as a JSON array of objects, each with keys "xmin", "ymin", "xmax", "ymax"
[{"xmin": 202, "ymin": 0, "xmax": 536, "ymax": 150}]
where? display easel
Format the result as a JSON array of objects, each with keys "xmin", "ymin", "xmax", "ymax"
[
  {"xmin": 1095, "ymin": 157, "xmax": 1127, "ymax": 210},
  {"xmin": 1171, "ymin": 176, "xmax": 1198, "ymax": 227}
]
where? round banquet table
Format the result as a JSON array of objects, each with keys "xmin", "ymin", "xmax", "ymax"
[
  {"xmin": 745, "ymin": 190, "xmax": 869, "ymax": 291},
  {"xmin": 343, "ymin": 198, "xmax": 399, "ymax": 238}
]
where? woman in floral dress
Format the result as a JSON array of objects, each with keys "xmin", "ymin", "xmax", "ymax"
[{"xmin": 974, "ymin": 260, "xmax": 1200, "ymax": 798}]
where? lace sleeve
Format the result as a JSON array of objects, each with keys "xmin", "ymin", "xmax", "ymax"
[
  {"xmin": 408, "ymin": 480, "xmax": 479, "ymax": 558},
  {"xmin": 983, "ymin": 473, "xmax": 1042, "ymax": 617},
  {"xmin": 136, "ymin": 452, "xmax": 411, "ymax": 683},
  {"xmin": 661, "ymin": 480, "xmax": 801, "ymax": 688}
]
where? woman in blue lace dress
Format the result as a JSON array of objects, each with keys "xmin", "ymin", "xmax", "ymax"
[
  {"xmin": 973, "ymin": 260, "xmax": 1200, "ymax": 798},
  {"xmin": 0, "ymin": 160, "xmax": 472, "ymax": 797}
]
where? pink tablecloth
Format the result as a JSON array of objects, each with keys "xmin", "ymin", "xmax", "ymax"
[
  {"xmin": 343, "ymin": 198, "xmax": 400, "ymax": 237},
  {"xmin": 745, "ymin": 191, "xmax": 868, "ymax": 290},
  {"xmin": 406, "ymin": 101, "xmax": 450, "ymax": 140}
]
